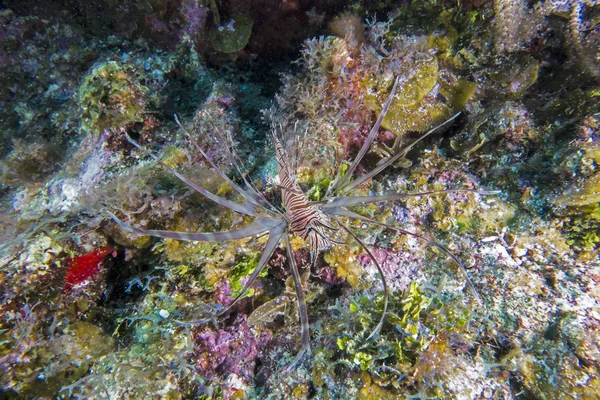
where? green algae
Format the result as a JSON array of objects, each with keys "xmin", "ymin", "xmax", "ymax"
[
  {"xmin": 553, "ymin": 140, "xmax": 600, "ymax": 252},
  {"xmin": 229, "ymin": 251, "xmax": 265, "ymax": 297},
  {"xmin": 323, "ymin": 243, "xmax": 364, "ymax": 288},
  {"xmin": 60, "ymin": 321, "xmax": 115, "ymax": 359},
  {"xmin": 510, "ymin": 334, "xmax": 600, "ymax": 399},
  {"xmin": 430, "ymin": 190, "xmax": 517, "ymax": 235},
  {"xmin": 328, "ymin": 282, "xmax": 473, "ymax": 395},
  {"xmin": 504, "ymin": 56, "xmax": 539, "ymax": 99},
  {"xmin": 77, "ymin": 61, "xmax": 146, "ymax": 134},
  {"xmin": 557, "ymin": 203, "xmax": 600, "ymax": 253},
  {"xmin": 363, "ymin": 56, "xmax": 477, "ymax": 138},
  {"xmin": 555, "ymin": 173, "xmax": 600, "ymax": 207},
  {"xmin": 3, "ymin": 320, "xmax": 114, "ymax": 398}
]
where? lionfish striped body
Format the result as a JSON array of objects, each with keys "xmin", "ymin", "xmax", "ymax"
[
  {"xmin": 273, "ymin": 136, "xmax": 332, "ymax": 251},
  {"xmin": 109, "ymin": 75, "xmax": 498, "ymax": 368}
]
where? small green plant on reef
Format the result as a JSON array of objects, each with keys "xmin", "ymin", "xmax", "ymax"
[
  {"xmin": 229, "ymin": 251, "xmax": 265, "ymax": 298},
  {"xmin": 330, "ymin": 282, "xmax": 472, "ymax": 393}
]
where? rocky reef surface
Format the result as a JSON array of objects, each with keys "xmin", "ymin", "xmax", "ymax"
[{"xmin": 0, "ymin": 0, "xmax": 599, "ymax": 399}]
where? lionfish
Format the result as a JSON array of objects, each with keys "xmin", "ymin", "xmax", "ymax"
[{"xmin": 109, "ymin": 76, "xmax": 498, "ymax": 366}]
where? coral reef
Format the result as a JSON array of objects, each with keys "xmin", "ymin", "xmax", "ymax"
[
  {"xmin": 537, "ymin": 0, "xmax": 600, "ymax": 77},
  {"xmin": 1, "ymin": 0, "xmax": 600, "ymax": 399}
]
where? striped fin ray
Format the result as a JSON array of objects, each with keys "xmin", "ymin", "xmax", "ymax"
[
  {"xmin": 272, "ymin": 132, "xmax": 301, "ymax": 192},
  {"xmin": 216, "ymin": 120, "xmax": 276, "ymax": 208},
  {"xmin": 215, "ymin": 222, "xmax": 286, "ymax": 316},
  {"xmin": 338, "ymin": 112, "xmax": 462, "ymax": 195},
  {"xmin": 325, "ymin": 207, "xmax": 483, "ymax": 306},
  {"xmin": 177, "ymin": 221, "xmax": 286, "ymax": 325},
  {"xmin": 268, "ymin": 109, "xmax": 310, "ymax": 176},
  {"xmin": 322, "ymin": 188, "xmax": 501, "ymax": 209},
  {"xmin": 107, "ymin": 211, "xmax": 282, "ymax": 242},
  {"xmin": 325, "ymin": 74, "xmax": 462, "ymax": 197},
  {"xmin": 174, "ymin": 115, "xmax": 280, "ymax": 216},
  {"xmin": 176, "ymin": 222, "xmax": 287, "ymax": 326},
  {"xmin": 328, "ymin": 76, "xmax": 400, "ymax": 197},
  {"xmin": 123, "ymin": 132, "xmax": 258, "ymax": 217},
  {"xmin": 284, "ymin": 231, "xmax": 311, "ymax": 369}
]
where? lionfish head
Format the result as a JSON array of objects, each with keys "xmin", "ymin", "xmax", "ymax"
[{"xmin": 304, "ymin": 212, "xmax": 335, "ymax": 251}]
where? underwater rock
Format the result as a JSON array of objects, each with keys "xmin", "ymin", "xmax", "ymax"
[
  {"xmin": 209, "ymin": 15, "xmax": 254, "ymax": 53},
  {"xmin": 0, "ymin": 140, "xmax": 62, "ymax": 187},
  {"xmin": 192, "ymin": 314, "xmax": 272, "ymax": 397},
  {"xmin": 551, "ymin": 114, "xmax": 600, "ymax": 253},
  {"xmin": 537, "ymin": 0, "xmax": 600, "ymax": 78},
  {"xmin": 450, "ymin": 101, "xmax": 538, "ymax": 158},
  {"xmin": 492, "ymin": 0, "xmax": 544, "ymax": 53},
  {"xmin": 555, "ymin": 173, "xmax": 600, "ymax": 207},
  {"xmin": 144, "ymin": 0, "xmax": 210, "ymax": 49},
  {"xmin": 363, "ymin": 58, "xmax": 478, "ymax": 138}
]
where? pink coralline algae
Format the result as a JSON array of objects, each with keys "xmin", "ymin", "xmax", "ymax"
[
  {"xmin": 358, "ymin": 247, "xmax": 419, "ymax": 292},
  {"xmin": 192, "ymin": 314, "xmax": 272, "ymax": 386},
  {"xmin": 181, "ymin": 0, "xmax": 209, "ymax": 38},
  {"xmin": 213, "ymin": 279, "xmax": 234, "ymax": 307},
  {"xmin": 317, "ymin": 264, "xmax": 347, "ymax": 287}
]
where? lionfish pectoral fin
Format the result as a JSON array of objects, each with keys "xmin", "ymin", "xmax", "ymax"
[
  {"xmin": 215, "ymin": 222, "xmax": 286, "ymax": 318},
  {"xmin": 219, "ymin": 122, "xmax": 282, "ymax": 212},
  {"xmin": 283, "ymin": 232, "xmax": 311, "ymax": 370},
  {"xmin": 326, "ymin": 207, "xmax": 483, "ymax": 306},
  {"xmin": 331, "ymin": 216, "xmax": 389, "ymax": 341},
  {"xmin": 107, "ymin": 211, "xmax": 282, "ymax": 242},
  {"xmin": 123, "ymin": 132, "xmax": 258, "ymax": 217},
  {"xmin": 338, "ymin": 112, "xmax": 462, "ymax": 195}
]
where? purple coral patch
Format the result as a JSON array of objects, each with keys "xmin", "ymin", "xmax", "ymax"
[{"xmin": 192, "ymin": 314, "xmax": 272, "ymax": 385}]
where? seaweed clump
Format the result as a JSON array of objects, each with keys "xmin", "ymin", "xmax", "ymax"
[
  {"xmin": 77, "ymin": 61, "xmax": 147, "ymax": 136},
  {"xmin": 313, "ymin": 283, "xmax": 478, "ymax": 398}
]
